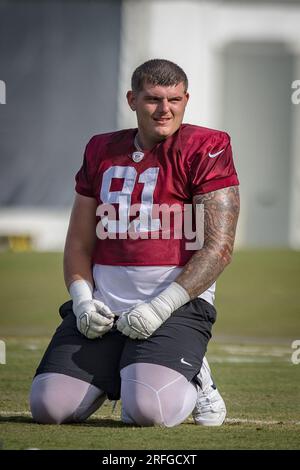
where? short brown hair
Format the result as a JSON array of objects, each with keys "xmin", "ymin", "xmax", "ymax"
[{"xmin": 131, "ymin": 59, "xmax": 188, "ymax": 93}]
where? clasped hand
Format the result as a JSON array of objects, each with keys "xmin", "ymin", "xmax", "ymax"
[
  {"xmin": 117, "ymin": 301, "xmax": 168, "ymax": 340},
  {"xmin": 74, "ymin": 299, "xmax": 115, "ymax": 339}
]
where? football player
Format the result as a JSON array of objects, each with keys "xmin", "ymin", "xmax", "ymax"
[{"xmin": 30, "ymin": 59, "xmax": 239, "ymax": 427}]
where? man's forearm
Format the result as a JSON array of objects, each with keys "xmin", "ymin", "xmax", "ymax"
[
  {"xmin": 175, "ymin": 244, "xmax": 230, "ymax": 299},
  {"xmin": 63, "ymin": 193, "xmax": 98, "ymax": 291},
  {"xmin": 63, "ymin": 248, "xmax": 94, "ymax": 291},
  {"xmin": 176, "ymin": 186, "xmax": 240, "ymax": 299}
]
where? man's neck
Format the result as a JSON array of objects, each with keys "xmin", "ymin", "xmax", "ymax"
[{"xmin": 136, "ymin": 132, "xmax": 164, "ymax": 151}]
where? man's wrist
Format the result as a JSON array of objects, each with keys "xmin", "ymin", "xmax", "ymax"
[
  {"xmin": 150, "ymin": 282, "xmax": 190, "ymax": 320},
  {"xmin": 69, "ymin": 279, "xmax": 93, "ymax": 311}
]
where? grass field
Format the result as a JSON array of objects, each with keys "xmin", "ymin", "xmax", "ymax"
[{"xmin": 0, "ymin": 250, "xmax": 299, "ymax": 450}]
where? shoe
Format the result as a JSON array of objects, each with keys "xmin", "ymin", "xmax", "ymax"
[{"xmin": 192, "ymin": 357, "xmax": 226, "ymax": 426}]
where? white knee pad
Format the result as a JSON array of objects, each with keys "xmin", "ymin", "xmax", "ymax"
[
  {"xmin": 30, "ymin": 373, "xmax": 106, "ymax": 424},
  {"xmin": 121, "ymin": 363, "xmax": 197, "ymax": 427}
]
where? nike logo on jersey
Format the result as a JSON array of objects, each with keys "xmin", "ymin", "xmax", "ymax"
[
  {"xmin": 180, "ymin": 358, "xmax": 192, "ymax": 367},
  {"xmin": 208, "ymin": 148, "xmax": 224, "ymax": 158}
]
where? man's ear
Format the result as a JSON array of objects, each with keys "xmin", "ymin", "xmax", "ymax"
[{"xmin": 127, "ymin": 90, "xmax": 136, "ymax": 111}]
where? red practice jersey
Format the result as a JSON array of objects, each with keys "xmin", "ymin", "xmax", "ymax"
[{"xmin": 75, "ymin": 124, "xmax": 239, "ymax": 266}]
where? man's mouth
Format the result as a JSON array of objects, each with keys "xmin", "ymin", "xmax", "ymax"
[{"xmin": 153, "ymin": 117, "xmax": 172, "ymax": 124}]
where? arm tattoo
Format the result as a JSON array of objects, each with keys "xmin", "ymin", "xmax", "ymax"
[{"xmin": 176, "ymin": 186, "xmax": 240, "ymax": 299}]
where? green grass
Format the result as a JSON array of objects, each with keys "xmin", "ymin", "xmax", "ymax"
[
  {"xmin": 0, "ymin": 250, "xmax": 300, "ymax": 449},
  {"xmin": 214, "ymin": 249, "xmax": 300, "ymax": 340},
  {"xmin": 0, "ymin": 252, "xmax": 66, "ymax": 335}
]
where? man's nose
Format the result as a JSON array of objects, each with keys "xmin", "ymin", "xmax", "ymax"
[{"xmin": 158, "ymin": 99, "xmax": 170, "ymax": 113}]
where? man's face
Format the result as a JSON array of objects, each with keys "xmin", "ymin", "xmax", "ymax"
[{"xmin": 127, "ymin": 81, "xmax": 189, "ymax": 147}]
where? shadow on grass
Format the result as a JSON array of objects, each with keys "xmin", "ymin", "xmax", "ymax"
[
  {"xmin": 0, "ymin": 415, "xmax": 129, "ymax": 428},
  {"xmin": 0, "ymin": 416, "xmax": 33, "ymax": 424}
]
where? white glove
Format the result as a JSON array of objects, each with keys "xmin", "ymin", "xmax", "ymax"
[
  {"xmin": 117, "ymin": 282, "xmax": 190, "ymax": 340},
  {"xmin": 69, "ymin": 280, "xmax": 114, "ymax": 339},
  {"xmin": 74, "ymin": 299, "xmax": 115, "ymax": 339}
]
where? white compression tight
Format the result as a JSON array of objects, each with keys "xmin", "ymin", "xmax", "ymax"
[
  {"xmin": 30, "ymin": 364, "xmax": 197, "ymax": 427},
  {"xmin": 30, "ymin": 373, "xmax": 106, "ymax": 424},
  {"xmin": 120, "ymin": 363, "xmax": 197, "ymax": 427}
]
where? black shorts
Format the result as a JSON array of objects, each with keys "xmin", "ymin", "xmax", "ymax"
[{"xmin": 35, "ymin": 298, "xmax": 217, "ymax": 400}]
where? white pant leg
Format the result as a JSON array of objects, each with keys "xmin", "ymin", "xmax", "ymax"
[
  {"xmin": 30, "ymin": 373, "xmax": 106, "ymax": 424},
  {"xmin": 121, "ymin": 363, "xmax": 197, "ymax": 427}
]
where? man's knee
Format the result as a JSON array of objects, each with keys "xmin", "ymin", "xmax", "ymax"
[
  {"xmin": 121, "ymin": 385, "xmax": 163, "ymax": 426},
  {"xmin": 29, "ymin": 373, "xmax": 106, "ymax": 425},
  {"xmin": 121, "ymin": 381, "xmax": 193, "ymax": 427},
  {"xmin": 30, "ymin": 375, "xmax": 75, "ymax": 424},
  {"xmin": 30, "ymin": 395, "xmax": 71, "ymax": 424}
]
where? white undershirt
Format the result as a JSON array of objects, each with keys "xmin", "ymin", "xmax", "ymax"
[{"xmin": 93, "ymin": 264, "xmax": 215, "ymax": 315}]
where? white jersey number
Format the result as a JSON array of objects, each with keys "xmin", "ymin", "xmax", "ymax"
[{"xmin": 100, "ymin": 166, "xmax": 161, "ymax": 234}]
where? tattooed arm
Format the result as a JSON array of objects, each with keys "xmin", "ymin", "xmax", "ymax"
[{"xmin": 175, "ymin": 186, "xmax": 240, "ymax": 299}]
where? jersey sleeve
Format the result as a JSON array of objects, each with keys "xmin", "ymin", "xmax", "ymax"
[
  {"xmin": 75, "ymin": 137, "xmax": 96, "ymax": 198},
  {"xmin": 190, "ymin": 131, "xmax": 239, "ymax": 195}
]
